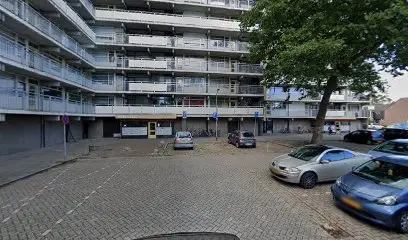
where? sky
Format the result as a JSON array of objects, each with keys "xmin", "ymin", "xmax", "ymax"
[{"xmin": 381, "ymin": 71, "xmax": 408, "ymax": 101}]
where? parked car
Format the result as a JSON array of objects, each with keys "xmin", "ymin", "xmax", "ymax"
[
  {"xmin": 368, "ymin": 139, "xmax": 408, "ymax": 158},
  {"xmin": 384, "ymin": 123, "xmax": 408, "ymax": 140},
  {"xmin": 269, "ymin": 145, "xmax": 372, "ymax": 189},
  {"xmin": 343, "ymin": 129, "xmax": 384, "ymax": 144},
  {"xmin": 332, "ymin": 155, "xmax": 408, "ymax": 233},
  {"xmin": 228, "ymin": 130, "xmax": 256, "ymax": 148},
  {"xmin": 173, "ymin": 131, "xmax": 194, "ymax": 150}
]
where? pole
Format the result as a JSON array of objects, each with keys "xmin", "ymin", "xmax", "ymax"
[
  {"xmin": 254, "ymin": 115, "xmax": 256, "ymax": 135},
  {"xmin": 63, "ymin": 123, "xmax": 67, "ymax": 161},
  {"xmin": 215, "ymin": 88, "xmax": 219, "ymax": 141}
]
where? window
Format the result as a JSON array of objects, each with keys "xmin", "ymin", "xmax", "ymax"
[
  {"xmin": 374, "ymin": 141, "xmax": 408, "ymax": 156},
  {"xmin": 353, "ymin": 160, "xmax": 408, "ymax": 189},
  {"xmin": 242, "ymin": 132, "xmax": 254, "ymax": 137},
  {"xmin": 344, "ymin": 151, "xmax": 355, "ymax": 159},
  {"xmin": 288, "ymin": 145, "xmax": 330, "ymax": 161},
  {"xmin": 321, "ymin": 150, "xmax": 346, "ymax": 161}
]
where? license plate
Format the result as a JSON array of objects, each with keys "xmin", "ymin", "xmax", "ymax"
[
  {"xmin": 245, "ymin": 143, "xmax": 253, "ymax": 146},
  {"xmin": 342, "ymin": 197, "xmax": 361, "ymax": 210}
]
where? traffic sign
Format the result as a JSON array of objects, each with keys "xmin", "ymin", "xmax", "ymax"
[
  {"xmin": 182, "ymin": 111, "xmax": 187, "ymax": 119},
  {"xmin": 254, "ymin": 111, "xmax": 259, "ymax": 118},
  {"xmin": 61, "ymin": 115, "xmax": 69, "ymax": 125},
  {"xmin": 213, "ymin": 112, "xmax": 218, "ymax": 120}
]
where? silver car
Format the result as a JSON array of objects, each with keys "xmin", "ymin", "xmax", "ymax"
[
  {"xmin": 174, "ymin": 131, "xmax": 194, "ymax": 150},
  {"xmin": 269, "ymin": 145, "xmax": 372, "ymax": 189}
]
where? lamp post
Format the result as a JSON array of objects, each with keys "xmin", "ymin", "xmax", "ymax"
[{"xmin": 216, "ymin": 88, "xmax": 219, "ymax": 141}]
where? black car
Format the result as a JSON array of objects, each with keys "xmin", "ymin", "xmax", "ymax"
[
  {"xmin": 343, "ymin": 129, "xmax": 384, "ymax": 144},
  {"xmin": 384, "ymin": 123, "xmax": 408, "ymax": 140},
  {"xmin": 228, "ymin": 130, "xmax": 256, "ymax": 148}
]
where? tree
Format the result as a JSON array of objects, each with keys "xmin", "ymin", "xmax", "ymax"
[{"xmin": 241, "ymin": 0, "xmax": 408, "ymax": 143}]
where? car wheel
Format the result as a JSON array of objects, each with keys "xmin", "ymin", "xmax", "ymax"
[
  {"xmin": 300, "ymin": 172, "xmax": 317, "ymax": 189},
  {"xmin": 235, "ymin": 142, "xmax": 240, "ymax": 148},
  {"xmin": 396, "ymin": 211, "xmax": 408, "ymax": 233},
  {"xmin": 253, "ymin": 144, "xmax": 256, "ymax": 148}
]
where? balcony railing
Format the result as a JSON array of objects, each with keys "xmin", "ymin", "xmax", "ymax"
[
  {"xmin": 0, "ymin": 0, "xmax": 94, "ymax": 64},
  {"xmin": 95, "ymin": 33, "xmax": 249, "ymax": 52},
  {"xmin": 78, "ymin": 0, "xmax": 95, "ymax": 16},
  {"xmin": 267, "ymin": 109, "xmax": 369, "ymax": 118},
  {"xmin": 48, "ymin": 0, "xmax": 95, "ymax": 41},
  {"xmin": 94, "ymin": 57, "xmax": 262, "ymax": 74},
  {"xmin": 0, "ymin": 35, "xmax": 93, "ymax": 89},
  {"xmin": 95, "ymin": 8, "xmax": 240, "ymax": 31},
  {"xmin": 93, "ymin": 80, "xmax": 263, "ymax": 94},
  {"xmin": 266, "ymin": 92, "xmax": 370, "ymax": 102},
  {"xmin": 148, "ymin": 0, "xmax": 251, "ymax": 10},
  {"xmin": 0, "ymin": 89, "xmax": 95, "ymax": 114},
  {"xmin": 95, "ymin": 105, "xmax": 262, "ymax": 116}
]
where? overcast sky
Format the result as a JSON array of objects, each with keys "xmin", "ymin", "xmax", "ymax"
[{"xmin": 381, "ymin": 71, "xmax": 408, "ymax": 101}]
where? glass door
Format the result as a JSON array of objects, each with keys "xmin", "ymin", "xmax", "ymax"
[{"xmin": 148, "ymin": 122, "xmax": 157, "ymax": 139}]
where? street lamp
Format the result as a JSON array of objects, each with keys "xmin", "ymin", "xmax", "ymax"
[{"xmin": 216, "ymin": 88, "xmax": 220, "ymax": 141}]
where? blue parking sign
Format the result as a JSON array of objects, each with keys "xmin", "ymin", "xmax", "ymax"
[
  {"xmin": 182, "ymin": 111, "xmax": 187, "ymax": 119},
  {"xmin": 254, "ymin": 111, "xmax": 259, "ymax": 118},
  {"xmin": 213, "ymin": 112, "xmax": 218, "ymax": 120}
]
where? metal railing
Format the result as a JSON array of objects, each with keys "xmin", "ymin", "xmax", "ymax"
[
  {"xmin": 267, "ymin": 109, "xmax": 369, "ymax": 118},
  {"xmin": 0, "ymin": 89, "xmax": 95, "ymax": 114},
  {"xmin": 94, "ymin": 57, "xmax": 262, "ymax": 74},
  {"xmin": 48, "ymin": 0, "xmax": 95, "ymax": 40},
  {"xmin": 148, "ymin": 0, "xmax": 252, "ymax": 10},
  {"xmin": 95, "ymin": 104, "xmax": 262, "ymax": 116},
  {"xmin": 0, "ymin": 35, "xmax": 93, "ymax": 88},
  {"xmin": 0, "ymin": 0, "xmax": 94, "ymax": 64},
  {"xmin": 95, "ymin": 8, "xmax": 240, "ymax": 31},
  {"xmin": 95, "ymin": 33, "xmax": 249, "ymax": 52}
]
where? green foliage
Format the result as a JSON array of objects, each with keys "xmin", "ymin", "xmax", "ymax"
[{"xmin": 241, "ymin": 0, "xmax": 408, "ymax": 95}]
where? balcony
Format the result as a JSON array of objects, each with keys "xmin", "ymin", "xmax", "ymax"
[
  {"xmin": 0, "ymin": 0, "xmax": 94, "ymax": 64},
  {"xmin": 0, "ymin": 35, "xmax": 93, "ymax": 89},
  {"xmin": 148, "ymin": 0, "xmax": 251, "ymax": 10},
  {"xmin": 95, "ymin": 8, "xmax": 240, "ymax": 32},
  {"xmin": 0, "ymin": 89, "xmax": 95, "ymax": 115},
  {"xmin": 95, "ymin": 105, "xmax": 262, "ymax": 117},
  {"xmin": 266, "ymin": 92, "xmax": 370, "ymax": 103},
  {"xmin": 94, "ymin": 57, "xmax": 262, "ymax": 75},
  {"xmin": 95, "ymin": 34, "xmax": 249, "ymax": 53},
  {"xmin": 47, "ymin": 0, "xmax": 95, "ymax": 41},
  {"xmin": 268, "ymin": 109, "xmax": 369, "ymax": 118}
]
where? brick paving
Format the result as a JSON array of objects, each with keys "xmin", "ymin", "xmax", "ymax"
[{"xmin": 0, "ymin": 139, "xmax": 405, "ymax": 240}]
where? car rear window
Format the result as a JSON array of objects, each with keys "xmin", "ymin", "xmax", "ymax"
[
  {"xmin": 289, "ymin": 145, "xmax": 330, "ymax": 161},
  {"xmin": 177, "ymin": 133, "xmax": 191, "ymax": 138},
  {"xmin": 242, "ymin": 132, "xmax": 254, "ymax": 137}
]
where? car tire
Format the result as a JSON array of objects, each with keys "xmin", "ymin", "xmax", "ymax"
[
  {"xmin": 299, "ymin": 172, "xmax": 318, "ymax": 189},
  {"xmin": 253, "ymin": 144, "xmax": 256, "ymax": 148},
  {"xmin": 236, "ymin": 142, "xmax": 240, "ymax": 148},
  {"xmin": 396, "ymin": 211, "xmax": 408, "ymax": 233}
]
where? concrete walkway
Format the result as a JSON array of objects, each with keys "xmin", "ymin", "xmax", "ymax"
[{"xmin": 0, "ymin": 140, "xmax": 91, "ymax": 187}]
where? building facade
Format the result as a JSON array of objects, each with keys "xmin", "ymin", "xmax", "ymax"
[
  {"xmin": 0, "ymin": 0, "xmax": 368, "ymax": 154},
  {"xmin": 381, "ymin": 98, "xmax": 408, "ymax": 126}
]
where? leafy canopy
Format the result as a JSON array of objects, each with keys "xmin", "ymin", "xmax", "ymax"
[{"xmin": 241, "ymin": 0, "xmax": 408, "ymax": 95}]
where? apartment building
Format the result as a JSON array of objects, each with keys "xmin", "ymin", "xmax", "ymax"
[{"xmin": 0, "ymin": 0, "xmax": 368, "ymax": 154}]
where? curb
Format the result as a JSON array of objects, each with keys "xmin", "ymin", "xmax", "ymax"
[{"xmin": 0, "ymin": 158, "xmax": 79, "ymax": 189}]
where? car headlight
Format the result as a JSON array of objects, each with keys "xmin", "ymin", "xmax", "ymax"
[
  {"xmin": 335, "ymin": 177, "xmax": 342, "ymax": 185},
  {"xmin": 377, "ymin": 196, "xmax": 397, "ymax": 205},
  {"xmin": 286, "ymin": 167, "xmax": 300, "ymax": 174}
]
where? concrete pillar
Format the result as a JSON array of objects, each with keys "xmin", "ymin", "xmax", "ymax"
[{"xmin": 80, "ymin": 92, "xmax": 84, "ymax": 114}]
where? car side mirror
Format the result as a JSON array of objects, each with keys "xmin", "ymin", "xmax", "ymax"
[{"xmin": 320, "ymin": 160, "xmax": 330, "ymax": 164}]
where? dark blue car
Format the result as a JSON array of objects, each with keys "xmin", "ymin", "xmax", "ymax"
[{"xmin": 331, "ymin": 155, "xmax": 408, "ymax": 233}]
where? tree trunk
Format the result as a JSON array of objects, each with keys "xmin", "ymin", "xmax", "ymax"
[{"xmin": 310, "ymin": 76, "xmax": 338, "ymax": 144}]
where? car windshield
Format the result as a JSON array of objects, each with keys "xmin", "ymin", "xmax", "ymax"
[
  {"xmin": 177, "ymin": 132, "xmax": 191, "ymax": 138},
  {"xmin": 373, "ymin": 141, "xmax": 408, "ymax": 156},
  {"xmin": 353, "ymin": 160, "xmax": 408, "ymax": 189},
  {"xmin": 242, "ymin": 132, "xmax": 254, "ymax": 137},
  {"xmin": 288, "ymin": 145, "xmax": 330, "ymax": 161}
]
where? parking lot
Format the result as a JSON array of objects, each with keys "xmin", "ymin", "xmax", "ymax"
[{"xmin": 0, "ymin": 137, "xmax": 406, "ymax": 240}]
